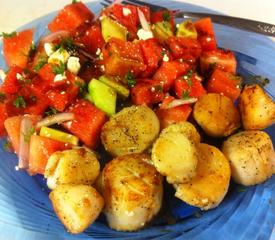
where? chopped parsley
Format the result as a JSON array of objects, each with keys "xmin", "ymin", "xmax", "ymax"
[
  {"xmin": 45, "ymin": 107, "xmax": 58, "ymax": 116},
  {"xmin": 182, "ymin": 70, "xmax": 193, "ymax": 86},
  {"xmin": 75, "ymin": 80, "xmax": 87, "ymax": 96},
  {"xmin": 182, "ymin": 90, "xmax": 190, "ymax": 100},
  {"xmin": 13, "ymin": 96, "xmax": 26, "ymax": 108},
  {"xmin": 33, "ymin": 57, "xmax": 47, "ymax": 72},
  {"xmin": 0, "ymin": 31, "xmax": 17, "ymax": 39},
  {"xmin": 55, "ymin": 37, "xmax": 78, "ymax": 55},
  {"xmin": 52, "ymin": 62, "xmax": 66, "ymax": 75},
  {"xmin": 23, "ymin": 127, "xmax": 35, "ymax": 143},
  {"xmin": 0, "ymin": 92, "xmax": 6, "ymax": 103},
  {"xmin": 125, "ymin": 72, "xmax": 136, "ymax": 88},
  {"xmin": 3, "ymin": 141, "xmax": 12, "ymax": 152},
  {"xmin": 72, "ymin": 0, "xmax": 78, "ymax": 3},
  {"xmin": 29, "ymin": 42, "xmax": 36, "ymax": 57},
  {"xmin": 154, "ymin": 85, "xmax": 163, "ymax": 93},
  {"xmin": 237, "ymin": 186, "xmax": 247, "ymax": 193},
  {"xmin": 162, "ymin": 11, "xmax": 171, "ymax": 22}
]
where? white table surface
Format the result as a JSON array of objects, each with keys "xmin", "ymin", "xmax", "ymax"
[{"xmin": 0, "ymin": 0, "xmax": 274, "ymax": 239}]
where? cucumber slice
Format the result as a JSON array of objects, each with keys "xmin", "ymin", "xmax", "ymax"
[
  {"xmin": 176, "ymin": 20, "xmax": 197, "ymax": 39},
  {"xmin": 101, "ymin": 17, "xmax": 128, "ymax": 42},
  {"xmin": 99, "ymin": 75, "xmax": 129, "ymax": 98},
  {"xmin": 88, "ymin": 79, "xmax": 117, "ymax": 116},
  {"xmin": 152, "ymin": 21, "xmax": 174, "ymax": 43},
  {"xmin": 40, "ymin": 126, "xmax": 79, "ymax": 145}
]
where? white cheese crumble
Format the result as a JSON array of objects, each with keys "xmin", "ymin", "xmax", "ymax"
[
  {"xmin": 162, "ymin": 53, "xmax": 169, "ymax": 62},
  {"xmin": 137, "ymin": 28, "xmax": 153, "ymax": 40},
  {"xmin": 123, "ymin": 7, "xmax": 132, "ymax": 16},
  {"xmin": 95, "ymin": 48, "xmax": 101, "ymax": 56},
  {"xmin": 54, "ymin": 74, "xmax": 67, "ymax": 83},
  {"xmin": 0, "ymin": 69, "xmax": 6, "ymax": 81},
  {"xmin": 16, "ymin": 73, "xmax": 23, "ymax": 80},
  {"xmin": 67, "ymin": 56, "xmax": 81, "ymax": 75},
  {"xmin": 44, "ymin": 43, "xmax": 55, "ymax": 57},
  {"xmin": 48, "ymin": 48, "xmax": 70, "ymax": 65}
]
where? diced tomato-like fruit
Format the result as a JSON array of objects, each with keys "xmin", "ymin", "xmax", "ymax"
[
  {"xmin": 153, "ymin": 60, "xmax": 191, "ymax": 91},
  {"xmin": 195, "ymin": 18, "xmax": 215, "ymax": 35},
  {"xmin": 1, "ymin": 66, "xmax": 23, "ymax": 94},
  {"xmin": 0, "ymin": 104, "xmax": 9, "ymax": 137},
  {"xmin": 103, "ymin": 38, "xmax": 146, "ymax": 77},
  {"xmin": 46, "ymin": 71, "xmax": 83, "ymax": 111},
  {"xmin": 4, "ymin": 115, "xmax": 22, "ymax": 152},
  {"xmin": 3, "ymin": 29, "xmax": 34, "ymax": 68},
  {"xmin": 111, "ymin": 4, "xmax": 150, "ymax": 39},
  {"xmin": 156, "ymin": 103, "xmax": 192, "ymax": 129},
  {"xmin": 62, "ymin": 100, "xmax": 107, "ymax": 148},
  {"xmin": 194, "ymin": 18, "xmax": 217, "ymax": 51},
  {"xmin": 5, "ymin": 86, "xmax": 49, "ymax": 116},
  {"xmin": 151, "ymin": 10, "xmax": 175, "ymax": 31},
  {"xmin": 28, "ymin": 135, "xmax": 70, "ymax": 175},
  {"xmin": 77, "ymin": 25, "xmax": 104, "ymax": 54},
  {"xmin": 197, "ymin": 34, "xmax": 217, "ymax": 51},
  {"xmin": 200, "ymin": 49, "xmax": 237, "ymax": 74},
  {"xmin": 168, "ymin": 37, "xmax": 202, "ymax": 62},
  {"xmin": 140, "ymin": 38, "xmax": 163, "ymax": 77},
  {"xmin": 131, "ymin": 79, "xmax": 165, "ymax": 106},
  {"xmin": 207, "ymin": 68, "xmax": 241, "ymax": 101},
  {"xmin": 37, "ymin": 63, "xmax": 56, "ymax": 87},
  {"xmin": 175, "ymin": 72, "xmax": 206, "ymax": 99},
  {"xmin": 4, "ymin": 115, "xmax": 41, "ymax": 154},
  {"xmin": 48, "ymin": 2, "xmax": 94, "ymax": 33}
]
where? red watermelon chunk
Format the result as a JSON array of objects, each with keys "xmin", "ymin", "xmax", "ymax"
[
  {"xmin": 28, "ymin": 135, "xmax": 71, "ymax": 175},
  {"xmin": 3, "ymin": 29, "xmax": 34, "ymax": 68},
  {"xmin": 48, "ymin": 2, "xmax": 94, "ymax": 33},
  {"xmin": 62, "ymin": 100, "xmax": 107, "ymax": 149}
]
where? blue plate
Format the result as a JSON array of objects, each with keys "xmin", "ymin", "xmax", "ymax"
[{"xmin": 0, "ymin": 1, "xmax": 274, "ymax": 239}]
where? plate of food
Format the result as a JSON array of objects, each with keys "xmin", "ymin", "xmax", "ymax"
[{"xmin": 0, "ymin": 0, "xmax": 274, "ymax": 239}]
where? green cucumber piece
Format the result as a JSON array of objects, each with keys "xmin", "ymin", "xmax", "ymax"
[
  {"xmin": 40, "ymin": 126, "xmax": 79, "ymax": 145},
  {"xmin": 99, "ymin": 75, "xmax": 129, "ymax": 98},
  {"xmin": 101, "ymin": 17, "xmax": 127, "ymax": 42},
  {"xmin": 176, "ymin": 20, "xmax": 197, "ymax": 39},
  {"xmin": 88, "ymin": 79, "xmax": 117, "ymax": 116}
]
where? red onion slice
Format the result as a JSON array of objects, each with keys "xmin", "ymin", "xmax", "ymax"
[
  {"xmin": 162, "ymin": 98, "xmax": 198, "ymax": 109},
  {"xmin": 40, "ymin": 30, "xmax": 70, "ymax": 44},
  {"xmin": 137, "ymin": 8, "xmax": 150, "ymax": 31},
  {"xmin": 36, "ymin": 113, "xmax": 75, "ymax": 129},
  {"xmin": 18, "ymin": 116, "xmax": 34, "ymax": 169}
]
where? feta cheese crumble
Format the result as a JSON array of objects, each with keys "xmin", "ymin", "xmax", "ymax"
[{"xmin": 67, "ymin": 56, "xmax": 81, "ymax": 75}]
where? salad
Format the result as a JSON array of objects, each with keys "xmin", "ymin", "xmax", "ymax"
[{"xmin": 0, "ymin": 0, "xmax": 274, "ymax": 235}]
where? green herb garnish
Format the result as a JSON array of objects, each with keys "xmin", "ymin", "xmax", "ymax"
[
  {"xmin": 182, "ymin": 90, "xmax": 190, "ymax": 100},
  {"xmin": 3, "ymin": 141, "xmax": 12, "ymax": 152},
  {"xmin": 154, "ymin": 85, "xmax": 163, "ymax": 93},
  {"xmin": 0, "ymin": 31, "xmax": 17, "ymax": 39},
  {"xmin": 13, "ymin": 96, "xmax": 26, "ymax": 108},
  {"xmin": 182, "ymin": 70, "xmax": 193, "ymax": 86},
  {"xmin": 162, "ymin": 11, "xmax": 171, "ymax": 22},
  {"xmin": 23, "ymin": 126, "xmax": 35, "ymax": 143},
  {"xmin": 75, "ymin": 80, "xmax": 87, "ymax": 96},
  {"xmin": 125, "ymin": 72, "xmax": 136, "ymax": 88},
  {"xmin": 72, "ymin": 0, "xmax": 78, "ymax": 3},
  {"xmin": 237, "ymin": 186, "xmax": 247, "ymax": 193},
  {"xmin": 0, "ymin": 92, "xmax": 6, "ymax": 103},
  {"xmin": 45, "ymin": 107, "xmax": 58, "ymax": 116},
  {"xmin": 52, "ymin": 62, "xmax": 66, "ymax": 75},
  {"xmin": 55, "ymin": 37, "xmax": 78, "ymax": 55},
  {"xmin": 33, "ymin": 57, "xmax": 47, "ymax": 72}
]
